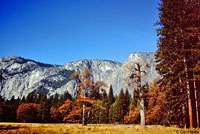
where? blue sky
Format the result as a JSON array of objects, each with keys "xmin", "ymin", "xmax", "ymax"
[{"xmin": 0, "ymin": 0, "xmax": 159, "ymax": 65}]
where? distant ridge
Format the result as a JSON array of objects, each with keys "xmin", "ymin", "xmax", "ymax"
[{"xmin": 0, "ymin": 53, "xmax": 159, "ymax": 99}]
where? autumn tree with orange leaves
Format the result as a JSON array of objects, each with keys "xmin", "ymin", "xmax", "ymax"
[
  {"xmin": 146, "ymin": 85, "xmax": 168, "ymax": 125},
  {"xmin": 59, "ymin": 97, "xmax": 106, "ymax": 123},
  {"xmin": 68, "ymin": 69, "xmax": 106, "ymax": 125},
  {"xmin": 16, "ymin": 103, "xmax": 39, "ymax": 123}
]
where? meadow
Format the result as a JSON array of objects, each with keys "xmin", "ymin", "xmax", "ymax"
[{"xmin": 0, "ymin": 123, "xmax": 200, "ymax": 134}]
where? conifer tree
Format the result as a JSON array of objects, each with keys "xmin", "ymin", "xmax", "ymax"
[
  {"xmin": 63, "ymin": 91, "xmax": 72, "ymax": 101},
  {"xmin": 52, "ymin": 93, "xmax": 59, "ymax": 108},
  {"xmin": 38, "ymin": 95, "xmax": 51, "ymax": 123},
  {"xmin": 109, "ymin": 98, "xmax": 120, "ymax": 123},
  {"xmin": 118, "ymin": 89, "xmax": 127, "ymax": 124},
  {"xmin": 108, "ymin": 85, "xmax": 115, "ymax": 107},
  {"xmin": 155, "ymin": 0, "xmax": 200, "ymax": 128},
  {"xmin": 125, "ymin": 89, "xmax": 130, "ymax": 115},
  {"xmin": 25, "ymin": 93, "xmax": 34, "ymax": 103}
]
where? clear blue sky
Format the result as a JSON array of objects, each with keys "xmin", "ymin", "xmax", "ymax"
[{"xmin": 0, "ymin": 0, "xmax": 159, "ymax": 65}]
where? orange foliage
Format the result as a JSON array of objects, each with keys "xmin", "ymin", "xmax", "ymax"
[
  {"xmin": 59, "ymin": 99, "xmax": 73, "ymax": 114},
  {"xmin": 70, "ymin": 72, "xmax": 79, "ymax": 79},
  {"xmin": 16, "ymin": 103, "xmax": 39, "ymax": 123},
  {"xmin": 83, "ymin": 69, "xmax": 93, "ymax": 78},
  {"xmin": 59, "ymin": 97, "xmax": 106, "ymax": 123},
  {"xmin": 124, "ymin": 105, "xmax": 140, "ymax": 124},
  {"xmin": 146, "ymin": 86, "xmax": 168, "ymax": 125},
  {"xmin": 95, "ymin": 81, "xmax": 107, "ymax": 89}
]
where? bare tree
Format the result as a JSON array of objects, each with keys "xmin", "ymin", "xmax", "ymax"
[{"xmin": 125, "ymin": 62, "xmax": 149, "ymax": 128}]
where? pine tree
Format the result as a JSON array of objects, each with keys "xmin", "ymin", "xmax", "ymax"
[
  {"xmin": 7, "ymin": 96, "xmax": 20, "ymax": 122},
  {"xmin": 109, "ymin": 98, "xmax": 120, "ymax": 123},
  {"xmin": 125, "ymin": 89, "xmax": 130, "ymax": 115},
  {"xmin": 118, "ymin": 89, "xmax": 127, "ymax": 124},
  {"xmin": 38, "ymin": 95, "xmax": 51, "ymax": 123},
  {"xmin": 63, "ymin": 91, "xmax": 72, "ymax": 101},
  {"xmin": 25, "ymin": 93, "xmax": 34, "ymax": 103},
  {"xmin": 155, "ymin": 0, "xmax": 200, "ymax": 128},
  {"xmin": 108, "ymin": 85, "xmax": 115, "ymax": 107},
  {"xmin": 52, "ymin": 93, "xmax": 59, "ymax": 108}
]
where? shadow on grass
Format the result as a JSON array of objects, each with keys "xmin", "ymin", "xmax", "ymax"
[{"xmin": 0, "ymin": 125, "xmax": 23, "ymax": 130}]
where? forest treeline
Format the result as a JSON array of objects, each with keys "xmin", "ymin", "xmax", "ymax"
[{"xmin": 0, "ymin": 83, "xmax": 168, "ymax": 125}]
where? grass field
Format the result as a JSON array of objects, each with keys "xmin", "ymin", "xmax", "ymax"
[{"xmin": 0, "ymin": 123, "xmax": 199, "ymax": 134}]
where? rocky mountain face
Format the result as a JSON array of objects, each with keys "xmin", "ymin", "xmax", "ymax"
[
  {"xmin": 107, "ymin": 53, "xmax": 160, "ymax": 94},
  {"xmin": 0, "ymin": 53, "xmax": 159, "ymax": 99}
]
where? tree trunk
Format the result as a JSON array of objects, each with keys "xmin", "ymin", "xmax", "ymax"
[
  {"xmin": 139, "ymin": 91, "xmax": 145, "ymax": 128},
  {"xmin": 181, "ymin": 27, "xmax": 197, "ymax": 128},
  {"xmin": 82, "ymin": 90, "xmax": 87, "ymax": 126},
  {"xmin": 184, "ymin": 56, "xmax": 194, "ymax": 128},
  {"xmin": 180, "ymin": 27, "xmax": 194, "ymax": 128},
  {"xmin": 179, "ymin": 76, "xmax": 186, "ymax": 128},
  {"xmin": 185, "ymin": 102, "xmax": 190, "ymax": 128},
  {"xmin": 196, "ymin": 80, "xmax": 200, "ymax": 128},
  {"xmin": 189, "ymin": 71, "xmax": 197, "ymax": 128},
  {"xmin": 82, "ymin": 103, "xmax": 87, "ymax": 125},
  {"xmin": 137, "ymin": 63, "xmax": 145, "ymax": 128},
  {"xmin": 194, "ymin": 80, "xmax": 199, "ymax": 128}
]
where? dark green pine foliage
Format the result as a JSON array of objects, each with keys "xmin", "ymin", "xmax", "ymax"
[
  {"xmin": 89, "ymin": 86, "xmax": 101, "ymax": 100},
  {"xmin": 25, "ymin": 93, "xmax": 35, "ymax": 103},
  {"xmin": 63, "ymin": 91, "xmax": 72, "ymax": 101},
  {"xmin": 52, "ymin": 93, "xmax": 59, "ymax": 108},
  {"xmin": 133, "ymin": 89, "xmax": 139, "ymax": 107},
  {"xmin": 155, "ymin": 0, "xmax": 200, "ymax": 128},
  {"xmin": 5, "ymin": 96, "xmax": 20, "ymax": 122},
  {"xmin": 34, "ymin": 94, "xmax": 43, "ymax": 104},
  {"xmin": 99, "ymin": 101, "xmax": 108, "ymax": 123},
  {"xmin": 0, "ymin": 100, "xmax": 13, "ymax": 122},
  {"xmin": 38, "ymin": 95, "xmax": 51, "ymax": 123},
  {"xmin": 59, "ymin": 91, "xmax": 72, "ymax": 107},
  {"xmin": 102, "ymin": 90, "xmax": 108, "ymax": 102},
  {"xmin": 108, "ymin": 85, "xmax": 115, "ymax": 107},
  {"xmin": 125, "ymin": 89, "xmax": 130, "ymax": 115},
  {"xmin": 21, "ymin": 96, "xmax": 26, "ymax": 103},
  {"xmin": 118, "ymin": 89, "xmax": 127, "ymax": 124},
  {"xmin": 143, "ymin": 83, "xmax": 150, "ymax": 109},
  {"xmin": 109, "ymin": 98, "xmax": 120, "ymax": 123},
  {"xmin": 107, "ymin": 85, "xmax": 115, "ymax": 122}
]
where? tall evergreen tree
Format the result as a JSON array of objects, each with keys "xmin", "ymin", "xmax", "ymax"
[
  {"xmin": 38, "ymin": 95, "xmax": 51, "ymax": 123},
  {"xmin": 108, "ymin": 85, "xmax": 115, "ymax": 107},
  {"xmin": 25, "ymin": 93, "xmax": 34, "ymax": 103},
  {"xmin": 125, "ymin": 89, "xmax": 130, "ymax": 115},
  {"xmin": 52, "ymin": 93, "xmax": 59, "ymax": 108},
  {"xmin": 155, "ymin": 0, "xmax": 200, "ymax": 128},
  {"xmin": 109, "ymin": 98, "xmax": 120, "ymax": 123},
  {"xmin": 118, "ymin": 89, "xmax": 127, "ymax": 124},
  {"xmin": 63, "ymin": 91, "xmax": 72, "ymax": 101}
]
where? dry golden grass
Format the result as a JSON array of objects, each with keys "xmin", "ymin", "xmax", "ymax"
[{"xmin": 0, "ymin": 123, "xmax": 199, "ymax": 134}]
